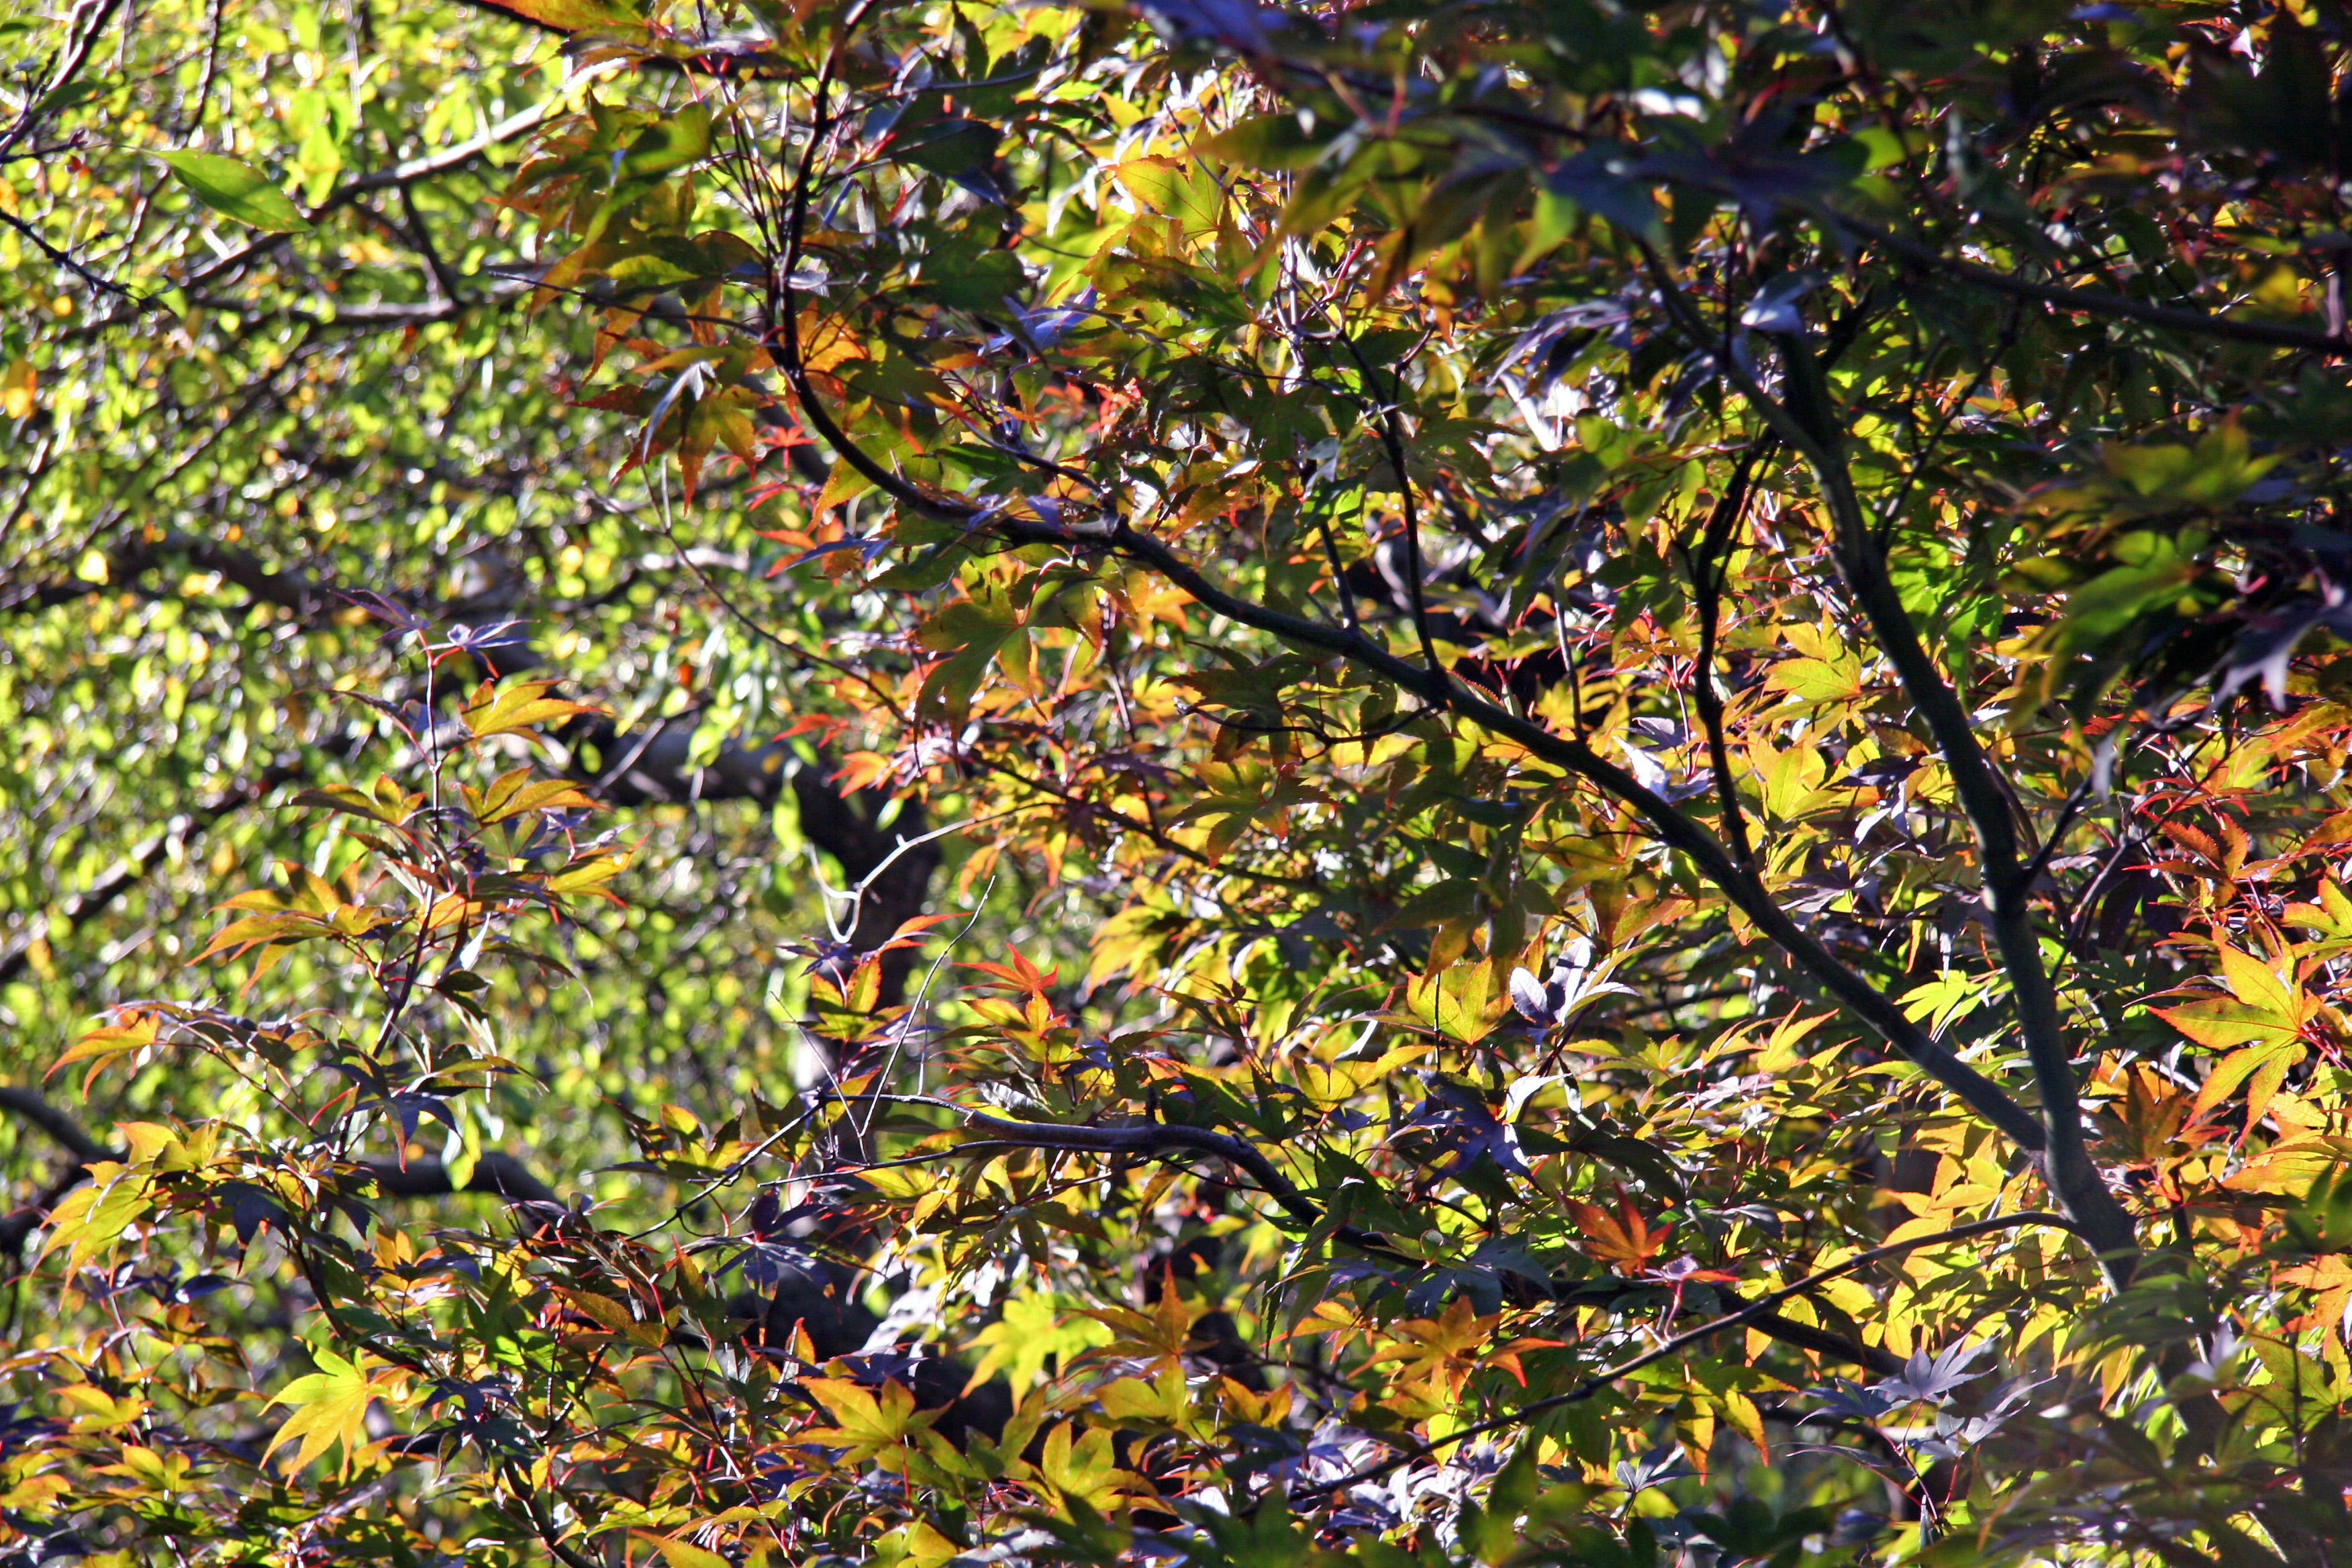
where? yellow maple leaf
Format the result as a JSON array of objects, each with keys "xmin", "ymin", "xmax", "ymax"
[{"xmin": 264, "ymin": 1350, "xmax": 401, "ymax": 1475}]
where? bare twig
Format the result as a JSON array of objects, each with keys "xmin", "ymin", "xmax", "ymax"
[
  {"xmin": 1682, "ymin": 444, "xmax": 1767, "ymax": 870},
  {"xmin": 0, "ymin": 207, "xmax": 146, "ymax": 304}
]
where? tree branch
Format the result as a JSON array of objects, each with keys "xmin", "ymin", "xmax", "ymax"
[
  {"xmin": 1083, "ymin": 518, "xmax": 2053, "ymax": 1153},
  {"xmin": 1682, "ymin": 444, "xmax": 1767, "ymax": 871},
  {"xmin": 952, "ymin": 1110, "xmax": 1405, "ymax": 1259},
  {"xmin": 1837, "ymin": 213, "xmax": 2351, "ymax": 357},
  {"xmin": 1305, "ymin": 1210, "xmax": 2077, "ymax": 1495},
  {"xmin": 9, "ymin": 532, "xmax": 940, "ymax": 996},
  {"xmin": 0, "ymin": 1087, "xmax": 116, "ymax": 1258},
  {"xmin": 0, "ymin": 207, "xmax": 146, "ymax": 304},
  {"xmin": 357, "ymin": 1153, "xmax": 561, "ymax": 1206},
  {"xmin": 761, "ymin": 72, "xmax": 2051, "ymax": 1165},
  {"xmin": 1338, "ymin": 331, "xmax": 1446, "ymax": 677},
  {"xmin": 0, "ymin": 0, "xmax": 127, "ymax": 162},
  {"xmin": 1635, "ymin": 247, "xmax": 2137, "ymax": 1276},
  {"xmin": 949, "ymin": 1103, "xmax": 1904, "ymax": 1377},
  {"xmin": 765, "ymin": 393, "xmax": 2050, "ymax": 1153},
  {"xmin": 69, "ymin": 70, "xmax": 617, "ymax": 343},
  {"xmin": 0, "ymin": 1086, "xmax": 113, "ymax": 1165},
  {"xmin": 0, "ymin": 1087, "xmax": 569, "ymax": 1259},
  {"xmin": 3, "ymin": 530, "xmax": 326, "ymax": 616}
]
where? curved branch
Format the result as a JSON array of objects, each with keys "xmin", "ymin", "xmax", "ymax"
[
  {"xmin": 1682, "ymin": 444, "xmax": 1767, "ymax": 871},
  {"xmin": 956, "ymin": 1110, "xmax": 1405, "ymax": 1259},
  {"xmin": 0, "ymin": 1086, "xmax": 113, "ymax": 1165},
  {"xmin": 1836, "ymin": 213, "xmax": 2350, "ymax": 357},
  {"xmin": 930, "ymin": 1102, "xmax": 1906, "ymax": 1377},
  {"xmin": 754, "ymin": 473, "xmax": 2047, "ymax": 1150},
  {"xmin": 1336, "ymin": 331, "xmax": 1445, "ymax": 677},
  {"xmin": 756, "ymin": 46, "xmax": 2052, "ymax": 1165},
  {"xmin": 358, "ymin": 1153, "xmax": 560, "ymax": 1206},
  {"xmin": 758, "ymin": 317, "xmax": 2051, "ymax": 1155},
  {"xmin": 1720, "ymin": 1290, "xmax": 1904, "ymax": 1379},
  {"xmin": 0, "ymin": 1087, "xmax": 117, "ymax": 1259},
  {"xmin": 1305, "ymin": 1210, "xmax": 2078, "ymax": 1495},
  {"xmin": 1634, "ymin": 244, "xmax": 2137, "ymax": 1277},
  {"xmin": 1081, "ymin": 516, "xmax": 2051, "ymax": 1153}
]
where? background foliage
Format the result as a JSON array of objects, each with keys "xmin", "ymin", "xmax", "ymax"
[{"xmin": 10, "ymin": 1, "xmax": 2352, "ymax": 1564}]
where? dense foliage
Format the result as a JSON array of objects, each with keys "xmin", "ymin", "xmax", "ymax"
[{"xmin": 12, "ymin": 0, "xmax": 2352, "ymax": 1563}]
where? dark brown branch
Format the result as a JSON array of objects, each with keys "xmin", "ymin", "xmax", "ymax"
[
  {"xmin": 1634, "ymin": 246, "xmax": 2137, "ymax": 1276},
  {"xmin": 956, "ymin": 1110, "xmax": 1405, "ymax": 1259},
  {"xmin": 1306, "ymin": 1210, "xmax": 2077, "ymax": 1495},
  {"xmin": 500, "ymin": 1458, "xmax": 605, "ymax": 1568},
  {"xmin": 1721, "ymin": 1287, "xmax": 1904, "ymax": 1379},
  {"xmin": 358, "ymin": 1153, "xmax": 560, "ymax": 1206},
  {"xmin": 763, "ymin": 197, "xmax": 2048, "ymax": 1153},
  {"xmin": 1091, "ymin": 518, "xmax": 2051, "ymax": 1151},
  {"xmin": 0, "ymin": 0, "xmax": 126, "ymax": 161},
  {"xmin": 3, "ymin": 530, "xmax": 325, "ymax": 616},
  {"xmin": 950, "ymin": 1104, "xmax": 1900, "ymax": 1375},
  {"xmin": 773, "ymin": 445, "xmax": 2050, "ymax": 1150},
  {"xmin": 1683, "ymin": 444, "xmax": 1767, "ymax": 871},
  {"xmin": 0, "ymin": 1088, "xmax": 566, "ymax": 1259},
  {"xmin": 761, "ymin": 278, "xmax": 2053, "ymax": 1163},
  {"xmin": 761, "ymin": 60, "xmax": 2049, "ymax": 1163},
  {"xmin": 0, "ymin": 207, "xmax": 145, "ymax": 303},
  {"xmin": 0, "ymin": 1086, "xmax": 113, "ymax": 1165},
  {"xmin": 1837, "ymin": 213, "xmax": 2350, "ymax": 357},
  {"xmin": 1338, "ymin": 332, "xmax": 1446, "ymax": 677},
  {"xmin": 0, "ymin": 1087, "xmax": 117, "ymax": 1258}
]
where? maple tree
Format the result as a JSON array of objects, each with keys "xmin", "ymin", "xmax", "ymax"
[{"xmin": 11, "ymin": 0, "xmax": 2352, "ymax": 1564}]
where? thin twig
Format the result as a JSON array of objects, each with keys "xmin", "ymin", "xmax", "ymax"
[
  {"xmin": 0, "ymin": 208, "xmax": 146, "ymax": 304},
  {"xmin": 1682, "ymin": 445, "xmax": 1766, "ymax": 871},
  {"xmin": 1336, "ymin": 331, "xmax": 1447, "ymax": 677}
]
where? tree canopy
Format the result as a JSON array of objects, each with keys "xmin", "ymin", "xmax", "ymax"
[{"xmin": 10, "ymin": 1, "xmax": 2352, "ymax": 1563}]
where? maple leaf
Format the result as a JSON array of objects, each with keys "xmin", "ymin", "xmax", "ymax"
[
  {"xmin": 962, "ymin": 948, "xmax": 1060, "ymax": 998},
  {"xmin": 455, "ymin": 678, "xmax": 599, "ymax": 742},
  {"xmin": 264, "ymin": 1350, "xmax": 403, "ymax": 1475},
  {"xmin": 1365, "ymin": 1295, "xmax": 1504, "ymax": 1401},
  {"xmin": 2280, "ymin": 1255, "xmax": 2352, "ymax": 1341},
  {"xmin": 1033, "ymin": 1422, "xmax": 1146, "ymax": 1516},
  {"xmin": 1563, "ymin": 1189, "xmax": 1671, "ymax": 1274},
  {"xmin": 796, "ymin": 1377, "xmax": 940, "ymax": 1471}
]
